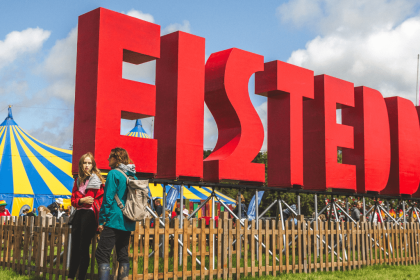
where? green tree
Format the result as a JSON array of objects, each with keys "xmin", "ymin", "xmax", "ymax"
[{"xmin": 202, "ymin": 150, "xmax": 354, "ymax": 217}]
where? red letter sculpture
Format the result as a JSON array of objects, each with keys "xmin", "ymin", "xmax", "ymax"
[
  {"xmin": 341, "ymin": 87, "xmax": 391, "ymax": 193},
  {"xmin": 155, "ymin": 31, "xmax": 205, "ymax": 180},
  {"xmin": 204, "ymin": 48, "xmax": 265, "ymax": 183},
  {"xmin": 381, "ymin": 97, "xmax": 420, "ymax": 196},
  {"xmin": 72, "ymin": 8, "xmax": 160, "ymax": 174},
  {"xmin": 255, "ymin": 61, "xmax": 314, "ymax": 187},
  {"xmin": 303, "ymin": 75, "xmax": 356, "ymax": 191}
]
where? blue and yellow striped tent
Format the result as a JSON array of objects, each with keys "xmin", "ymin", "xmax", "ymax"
[
  {"xmin": 126, "ymin": 119, "xmax": 150, "ymax": 138},
  {"xmin": 149, "ymin": 184, "xmax": 236, "ymax": 205},
  {"xmin": 0, "ymin": 107, "xmax": 73, "ymax": 216}
]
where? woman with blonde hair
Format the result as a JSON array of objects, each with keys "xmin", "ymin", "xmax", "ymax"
[{"xmin": 68, "ymin": 152, "xmax": 105, "ymax": 280}]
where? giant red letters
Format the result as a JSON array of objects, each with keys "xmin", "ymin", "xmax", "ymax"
[
  {"xmin": 255, "ymin": 61, "xmax": 314, "ymax": 187},
  {"xmin": 203, "ymin": 48, "xmax": 265, "ymax": 183},
  {"xmin": 341, "ymin": 87, "xmax": 391, "ymax": 193},
  {"xmin": 72, "ymin": 8, "xmax": 420, "ymax": 197},
  {"xmin": 155, "ymin": 31, "xmax": 205, "ymax": 180},
  {"xmin": 381, "ymin": 97, "xmax": 420, "ymax": 196},
  {"xmin": 303, "ymin": 75, "xmax": 356, "ymax": 191},
  {"xmin": 72, "ymin": 8, "xmax": 160, "ymax": 174}
]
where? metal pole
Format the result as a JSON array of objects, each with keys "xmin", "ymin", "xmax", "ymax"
[
  {"xmin": 278, "ymin": 200, "xmax": 285, "ymax": 246},
  {"xmin": 315, "ymin": 194, "xmax": 319, "ymax": 256},
  {"xmin": 297, "ymin": 194, "xmax": 301, "ymax": 215},
  {"xmin": 403, "ymin": 201, "xmax": 407, "ymax": 224},
  {"xmin": 67, "ymin": 224, "xmax": 72, "ymax": 269},
  {"xmin": 212, "ymin": 191, "xmax": 216, "ymax": 269},
  {"xmin": 179, "ymin": 185, "xmax": 184, "ymax": 265},
  {"xmin": 187, "ymin": 196, "xmax": 212, "ymax": 220},
  {"xmin": 363, "ymin": 197, "xmax": 366, "ymax": 217},
  {"xmin": 345, "ymin": 197, "xmax": 349, "ymax": 218},
  {"xmin": 332, "ymin": 202, "xmax": 348, "ymax": 260},
  {"xmin": 162, "ymin": 188, "xmax": 166, "ymax": 257},
  {"xmin": 237, "ymin": 190, "xmax": 241, "ymax": 261},
  {"xmin": 146, "ymin": 206, "xmax": 206, "ymax": 269},
  {"xmin": 255, "ymin": 190, "xmax": 259, "ymax": 261}
]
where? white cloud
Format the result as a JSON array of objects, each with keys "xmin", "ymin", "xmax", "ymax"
[
  {"xmin": 277, "ymin": 0, "xmax": 415, "ymax": 36},
  {"xmin": 204, "ymin": 104, "xmax": 218, "ymax": 150},
  {"xmin": 278, "ymin": 0, "xmax": 420, "ymax": 103},
  {"xmin": 162, "ymin": 20, "xmax": 191, "ymax": 35},
  {"xmin": 0, "ymin": 27, "xmax": 50, "ymax": 69},
  {"xmin": 126, "ymin": 9, "xmax": 155, "ymax": 23},
  {"xmin": 41, "ymin": 27, "xmax": 77, "ymax": 103},
  {"xmin": 255, "ymin": 102, "xmax": 267, "ymax": 151}
]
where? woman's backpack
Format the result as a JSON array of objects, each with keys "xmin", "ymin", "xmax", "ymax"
[{"xmin": 114, "ymin": 168, "xmax": 151, "ymax": 221}]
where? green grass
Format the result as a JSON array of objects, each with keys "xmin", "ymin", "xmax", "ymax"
[
  {"xmin": 2, "ymin": 264, "xmax": 420, "ymax": 280},
  {"xmin": 0, "ymin": 267, "xmax": 42, "ymax": 280},
  {"xmin": 241, "ymin": 265, "xmax": 420, "ymax": 280}
]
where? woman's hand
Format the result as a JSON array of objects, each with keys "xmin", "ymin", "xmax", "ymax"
[
  {"xmin": 98, "ymin": 224, "xmax": 105, "ymax": 233},
  {"xmin": 80, "ymin": 196, "xmax": 94, "ymax": 205}
]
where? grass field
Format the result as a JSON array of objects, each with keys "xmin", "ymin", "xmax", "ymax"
[{"xmin": 2, "ymin": 264, "xmax": 420, "ymax": 280}]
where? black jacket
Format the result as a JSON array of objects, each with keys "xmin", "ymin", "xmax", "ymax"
[{"xmin": 47, "ymin": 202, "xmax": 59, "ymax": 217}]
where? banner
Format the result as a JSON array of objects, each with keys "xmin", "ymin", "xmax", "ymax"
[
  {"xmin": 247, "ymin": 191, "xmax": 264, "ymax": 220},
  {"xmin": 166, "ymin": 185, "xmax": 180, "ymax": 211}
]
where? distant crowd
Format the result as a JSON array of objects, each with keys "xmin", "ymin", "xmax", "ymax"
[{"xmin": 0, "ymin": 198, "xmax": 72, "ymax": 220}]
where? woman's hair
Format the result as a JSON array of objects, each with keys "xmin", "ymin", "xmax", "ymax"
[
  {"xmin": 38, "ymin": 206, "xmax": 50, "ymax": 214},
  {"xmin": 109, "ymin": 147, "xmax": 133, "ymax": 168},
  {"xmin": 78, "ymin": 152, "xmax": 105, "ymax": 184}
]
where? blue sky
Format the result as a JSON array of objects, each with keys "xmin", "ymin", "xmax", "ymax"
[{"xmin": 1, "ymin": 0, "xmax": 420, "ymax": 150}]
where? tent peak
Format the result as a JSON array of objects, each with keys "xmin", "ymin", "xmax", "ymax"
[
  {"xmin": 135, "ymin": 119, "xmax": 143, "ymax": 127},
  {"xmin": 6, "ymin": 106, "xmax": 13, "ymax": 120}
]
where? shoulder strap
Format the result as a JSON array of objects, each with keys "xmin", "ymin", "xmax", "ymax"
[
  {"xmin": 114, "ymin": 168, "xmax": 128, "ymax": 210},
  {"xmin": 115, "ymin": 168, "xmax": 129, "ymax": 180}
]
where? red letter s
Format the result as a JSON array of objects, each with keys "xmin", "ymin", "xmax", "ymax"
[{"xmin": 204, "ymin": 48, "xmax": 265, "ymax": 183}]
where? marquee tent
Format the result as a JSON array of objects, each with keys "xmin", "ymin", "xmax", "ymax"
[
  {"xmin": 0, "ymin": 107, "xmax": 73, "ymax": 215},
  {"xmin": 126, "ymin": 119, "xmax": 150, "ymax": 138},
  {"xmin": 149, "ymin": 184, "xmax": 236, "ymax": 205},
  {"xmin": 127, "ymin": 119, "xmax": 236, "ymax": 205}
]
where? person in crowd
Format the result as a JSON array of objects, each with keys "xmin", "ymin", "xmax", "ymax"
[
  {"xmin": 183, "ymin": 209, "xmax": 189, "ymax": 218},
  {"xmin": 47, "ymin": 198, "xmax": 63, "ymax": 218},
  {"xmin": 0, "ymin": 200, "xmax": 11, "ymax": 217},
  {"xmin": 351, "ymin": 201, "xmax": 362, "ymax": 222},
  {"xmin": 20, "ymin": 208, "xmax": 29, "ymax": 217},
  {"xmin": 95, "ymin": 147, "xmax": 137, "ymax": 280},
  {"xmin": 233, "ymin": 194, "xmax": 248, "ymax": 220},
  {"xmin": 26, "ymin": 208, "xmax": 36, "ymax": 218},
  {"xmin": 68, "ymin": 152, "xmax": 105, "ymax": 280},
  {"xmin": 283, "ymin": 204, "xmax": 297, "ymax": 221},
  {"xmin": 154, "ymin": 198, "xmax": 163, "ymax": 217},
  {"xmin": 38, "ymin": 206, "xmax": 54, "ymax": 218},
  {"xmin": 61, "ymin": 208, "xmax": 70, "ymax": 219}
]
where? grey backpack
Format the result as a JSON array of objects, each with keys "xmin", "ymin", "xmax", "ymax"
[{"xmin": 114, "ymin": 168, "xmax": 150, "ymax": 221}]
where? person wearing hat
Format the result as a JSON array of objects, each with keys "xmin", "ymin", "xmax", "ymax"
[
  {"xmin": 182, "ymin": 208, "xmax": 189, "ymax": 218},
  {"xmin": 0, "ymin": 200, "xmax": 10, "ymax": 217},
  {"xmin": 47, "ymin": 198, "xmax": 63, "ymax": 218}
]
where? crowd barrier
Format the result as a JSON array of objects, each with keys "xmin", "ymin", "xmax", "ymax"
[{"xmin": 0, "ymin": 214, "xmax": 419, "ymax": 279}]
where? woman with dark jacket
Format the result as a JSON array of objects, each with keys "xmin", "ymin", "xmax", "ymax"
[
  {"xmin": 68, "ymin": 153, "xmax": 105, "ymax": 280},
  {"xmin": 96, "ymin": 147, "xmax": 137, "ymax": 280}
]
